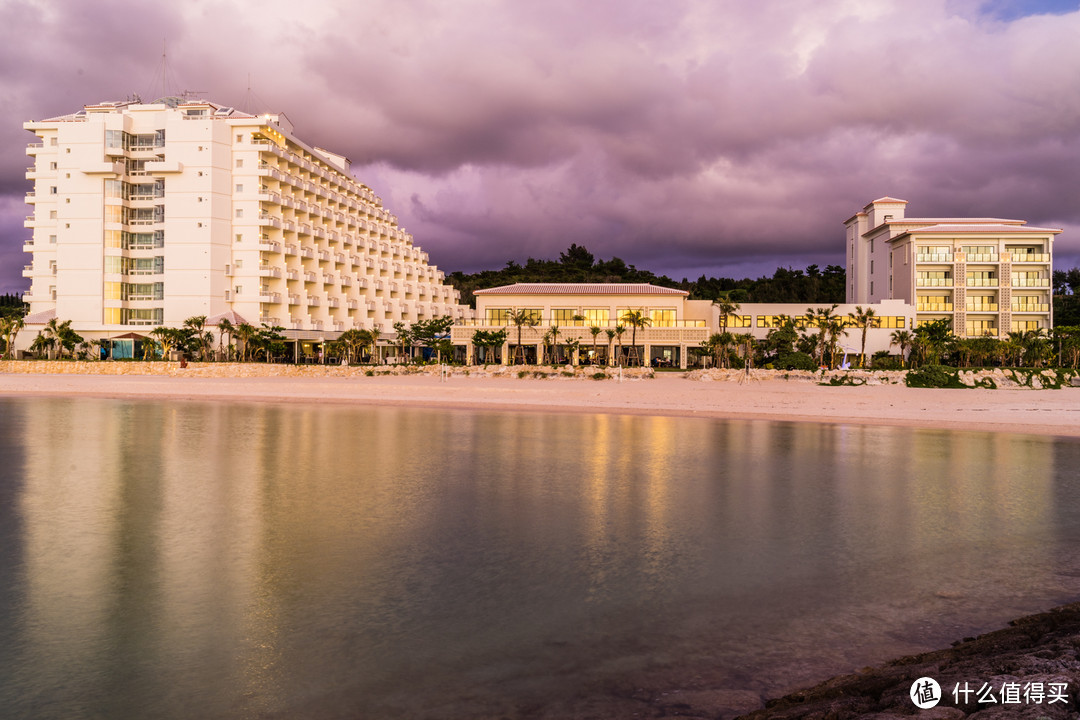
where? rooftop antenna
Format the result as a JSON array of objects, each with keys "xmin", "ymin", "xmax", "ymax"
[
  {"xmin": 241, "ymin": 73, "xmax": 272, "ymax": 114},
  {"xmin": 145, "ymin": 38, "xmax": 182, "ymax": 100}
]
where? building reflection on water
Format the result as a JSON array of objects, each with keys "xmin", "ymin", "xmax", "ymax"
[{"xmin": 3, "ymin": 397, "xmax": 1076, "ymax": 719}]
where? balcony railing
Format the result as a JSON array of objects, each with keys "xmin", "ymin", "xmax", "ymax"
[
  {"xmin": 1012, "ymin": 278, "xmax": 1050, "ymax": 287},
  {"xmin": 965, "ymin": 304, "xmax": 999, "ymax": 312},
  {"xmin": 966, "ymin": 278, "xmax": 998, "ymax": 287},
  {"xmin": 1009, "ymin": 253, "xmax": 1050, "ymax": 263},
  {"xmin": 916, "ymin": 303, "xmax": 953, "ymax": 312},
  {"xmin": 1012, "ymin": 303, "xmax": 1049, "ymax": 312},
  {"xmin": 916, "ymin": 278, "xmax": 952, "ymax": 287},
  {"xmin": 963, "ymin": 253, "xmax": 998, "ymax": 263},
  {"xmin": 916, "ymin": 254, "xmax": 952, "ymax": 263}
]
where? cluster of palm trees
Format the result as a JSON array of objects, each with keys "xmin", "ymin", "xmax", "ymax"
[
  {"xmin": 26, "ymin": 318, "xmax": 85, "ymax": 359},
  {"xmin": 894, "ymin": 321, "xmax": 1080, "ymax": 370},
  {"xmin": 0, "ymin": 311, "xmax": 26, "ymax": 360},
  {"xmin": 496, "ymin": 309, "xmax": 654, "ymax": 366}
]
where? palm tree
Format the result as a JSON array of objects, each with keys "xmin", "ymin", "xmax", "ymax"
[
  {"xmin": 234, "ymin": 323, "xmax": 258, "ymax": 362},
  {"xmin": 619, "ymin": 309, "xmax": 651, "ymax": 366},
  {"xmin": 0, "ymin": 313, "xmax": 25, "ymax": 360},
  {"xmin": 183, "ymin": 316, "xmax": 211, "ymax": 361},
  {"xmin": 847, "ymin": 306, "xmax": 876, "ymax": 368},
  {"xmin": 713, "ymin": 297, "xmax": 741, "ymax": 336},
  {"xmin": 1021, "ymin": 328, "xmax": 1050, "ymax": 367},
  {"xmin": 825, "ymin": 318, "xmax": 846, "ymax": 369},
  {"xmin": 604, "ymin": 329, "xmax": 616, "ymax": 366},
  {"xmin": 614, "ymin": 324, "xmax": 626, "ymax": 366},
  {"xmin": 804, "ymin": 304, "xmax": 839, "ymax": 366},
  {"xmin": 149, "ymin": 326, "xmax": 180, "ymax": 360},
  {"xmin": 588, "ymin": 326, "xmax": 601, "ymax": 365},
  {"xmin": 216, "ymin": 317, "xmax": 236, "ymax": 360},
  {"xmin": 508, "ymin": 308, "xmax": 539, "ymax": 365},
  {"xmin": 890, "ymin": 329, "xmax": 913, "ymax": 368},
  {"xmin": 545, "ymin": 324, "xmax": 561, "ymax": 364}
]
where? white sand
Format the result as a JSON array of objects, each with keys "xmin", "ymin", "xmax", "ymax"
[{"xmin": 1, "ymin": 370, "xmax": 1078, "ymax": 437}]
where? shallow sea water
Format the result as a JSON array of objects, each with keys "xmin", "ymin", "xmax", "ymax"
[{"xmin": 1, "ymin": 396, "xmax": 1079, "ymax": 719}]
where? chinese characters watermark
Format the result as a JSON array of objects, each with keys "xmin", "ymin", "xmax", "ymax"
[{"xmin": 910, "ymin": 677, "xmax": 1069, "ymax": 709}]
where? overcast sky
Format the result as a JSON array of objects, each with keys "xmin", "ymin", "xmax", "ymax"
[{"xmin": 2, "ymin": 0, "xmax": 1079, "ymax": 294}]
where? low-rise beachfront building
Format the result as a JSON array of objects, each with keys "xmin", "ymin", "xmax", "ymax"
[
  {"xmin": 451, "ymin": 282, "xmax": 913, "ymax": 367},
  {"xmin": 846, "ymin": 198, "xmax": 1060, "ymax": 337},
  {"xmin": 20, "ymin": 96, "xmax": 468, "ymax": 357}
]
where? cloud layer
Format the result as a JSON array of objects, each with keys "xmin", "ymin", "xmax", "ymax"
[{"xmin": 2, "ymin": 0, "xmax": 1079, "ymax": 293}]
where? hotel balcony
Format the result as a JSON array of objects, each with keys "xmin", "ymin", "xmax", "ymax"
[
  {"xmin": 22, "ymin": 265, "xmax": 33, "ymax": 277},
  {"xmin": 318, "ymin": 250, "xmax": 331, "ymax": 262},
  {"xmin": 25, "ymin": 191, "xmax": 36, "ymax": 204},
  {"xmin": 145, "ymin": 159, "xmax": 183, "ymax": 174},
  {"xmin": 306, "ymin": 296, "xmax": 320, "ymax": 308},
  {"xmin": 288, "ymin": 294, "xmax": 301, "ymax": 306},
  {"xmin": 24, "ymin": 215, "xmax": 37, "ymax": 228},
  {"xmin": 915, "ymin": 253, "xmax": 952, "ymax": 263},
  {"xmin": 258, "ymin": 266, "xmax": 282, "ymax": 279},
  {"xmin": 26, "ymin": 143, "xmax": 43, "ymax": 155},
  {"xmin": 284, "ymin": 244, "xmax": 298, "ymax": 256},
  {"xmin": 303, "ymin": 271, "xmax": 317, "ymax": 283},
  {"xmin": 1009, "ymin": 253, "xmax": 1050, "ymax": 263},
  {"xmin": 1012, "ymin": 303, "xmax": 1049, "ymax": 312},
  {"xmin": 300, "ymin": 247, "xmax": 314, "ymax": 260},
  {"xmin": 347, "ymin": 299, "xmax": 359, "ymax": 310},
  {"xmin": 962, "ymin": 253, "xmax": 998, "ymax": 263},
  {"xmin": 258, "ymin": 213, "xmax": 282, "ymax": 229},
  {"xmin": 322, "ymin": 274, "xmax": 334, "ymax": 286},
  {"xmin": 260, "ymin": 316, "xmax": 280, "ymax": 326},
  {"xmin": 966, "ymin": 279, "xmax": 998, "ymax": 287},
  {"xmin": 22, "ymin": 239, "xmax": 34, "ymax": 252},
  {"xmin": 327, "ymin": 298, "xmax": 340, "ymax": 308},
  {"xmin": 1012, "ymin": 278, "xmax": 1050, "ymax": 287},
  {"xmin": 965, "ymin": 304, "xmax": 998, "ymax": 312},
  {"xmin": 286, "ymin": 269, "xmax": 300, "ymax": 281},
  {"xmin": 259, "ymin": 292, "xmax": 282, "ymax": 304},
  {"xmin": 258, "ymin": 240, "xmax": 282, "ymax": 254}
]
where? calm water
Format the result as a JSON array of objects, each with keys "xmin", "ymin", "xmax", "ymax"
[{"xmin": 2, "ymin": 397, "xmax": 1080, "ymax": 719}]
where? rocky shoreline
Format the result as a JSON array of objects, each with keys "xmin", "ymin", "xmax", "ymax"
[{"xmin": 734, "ymin": 602, "xmax": 1080, "ymax": 719}]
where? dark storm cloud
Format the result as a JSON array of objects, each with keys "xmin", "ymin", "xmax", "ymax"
[{"xmin": 2, "ymin": 0, "xmax": 1078, "ymax": 294}]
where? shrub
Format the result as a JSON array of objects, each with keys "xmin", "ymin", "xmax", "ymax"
[
  {"xmin": 591, "ymin": 372, "xmax": 609, "ymax": 380},
  {"xmin": 517, "ymin": 370, "xmax": 529, "ymax": 379},
  {"xmin": 776, "ymin": 352, "xmax": 817, "ymax": 371},
  {"xmin": 365, "ymin": 370, "xmax": 374, "ymax": 377},
  {"xmin": 905, "ymin": 365, "xmax": 966, "ymax": 389},
  {"xmin": 870, "ymin": 351, "xmax": 903, "ymax": 370}
]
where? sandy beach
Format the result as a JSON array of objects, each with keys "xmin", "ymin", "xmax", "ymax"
[{"xmin": 1, "ymin": 365, "xmax": 1079, "ymax": 438}]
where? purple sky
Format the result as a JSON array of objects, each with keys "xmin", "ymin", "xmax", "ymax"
[{"xmin": 3, "ymin": 0, "xmax": 1079, "ymax": 294}]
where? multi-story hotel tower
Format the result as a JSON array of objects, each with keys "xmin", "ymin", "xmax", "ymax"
[
  {"xmin": 845, "ymin": 197, "xmax": 1060, "ymax": 337},
  {"xmin": 22, "ymin": 96, "xmax": 467, "ymax": 341}
]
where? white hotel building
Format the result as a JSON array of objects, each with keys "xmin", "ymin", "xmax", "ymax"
[
  {"xmin": 845, "ymin": 197, "xmax": 1060, "ymax": 337},
  {"xmin": 21, "ymin": 97, "xmax": 467, "ymax": 348}
]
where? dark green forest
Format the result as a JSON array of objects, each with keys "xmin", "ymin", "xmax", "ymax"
[{"xmin": 446, "ymin": 244, "xmax": 847, "ymax": 308}]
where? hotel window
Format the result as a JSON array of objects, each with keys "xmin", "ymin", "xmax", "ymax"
[
  {"xmin": 485, "ymin": 308, "xmax": 510, "ymax": 325},
  {"xmin": 582, "ymin": 308, "xmax": 610, "ymax": 326},
  {"xmin": 104, "ymin": 180, "xmax": 122, "ymax": 198},
  {"xmin": 916, "ymin": 270, "xmax": 951, "ymax": 287},
  {"xmin": 870, "ymin": 260, "xmax": 874, "ymax": 273},
  {"xmin": 236, "ymin": 159, "xmax": 244, "ymax": 168},
  {"xmin": 121, "ymin": 308, "xmax": 163, "ymax": 325},
  {"xmin": 49, "ymin": 210, "xmax": 57, "ymax": 220},
  {"xmin": 916, "ymin": 245, "xmax": 952, "ymax": 263},
  {"xmin": 758, "ymin": 315, "xmax": 807, "ymax": 329},
  {"xmin": 1012, "ymin": 271, "xmax": 1047, "ymax": 287},
  {"xmin": 917, "ymin": 295, "xmax": 952, "ymax": 312},
  {"xmin": 871, "ymin": 316, "xmax": 906, "ymax": 329},
  {"xmin": 966, "ymin": 271, "xmax": 997, "ymax": 287},
  {"xmin": 49, "ymin": 186, "xmax": 57, "ymax": 195},
  {"xmin": 520, "ymin": 308, "xmax": 543, "ymax": 323},
  {"xmin": 103, "ymin": 281, "xmax": 122, "ymax": 300},
  {"xmin": 965, "ymin": 319, "xmax": 997, "ymax": 336},
  {"xmin": 104, "ymin": 230, "xmax": 121, "ymax": 248},
  {"xmin": 103, "ymin": 308, "xmax": 122, "ymax": 324},
  {"xmin": 235, "ymin": 209, "xmax": 244, "ymax": 218},
  {"xmin": 724, "ymin": 314, "xmax": 753, "ymax": 328},
  {"xmin": 1011, "ymin": 320, "xmax": 1040, "ymax": 333},
  {"xmin": 965, "ymin": 296, "xmax": 998, "ymax": 312},
  {"xmin": 651, "ymin": 309, "xmax": 676, "ymax": 327},
  {"xmin": 551, "ymin": 309, "xmax": 579, "ymax": 325},
  {"xmin": 961, "ymin": 245, "xmax": 997, "ymax": 262},
  {"xmin": 49, "ymin": 235, "xmax": 56, "ymax": 244},
  {"xmin": 236, "ymin": 184, "xmax": 244, "ymax": 193},
  {"xmin": 1012, "ymin": 295, "xmax": 1046, "ymax": 312},
  {"xmin": 104, "ymin": 256, "xmax": 123, "ymax": 274}
]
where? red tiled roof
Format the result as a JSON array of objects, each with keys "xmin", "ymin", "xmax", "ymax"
[
  {"xmin": 474, "ymin": 283, "xmax": 688, "ymax": 296},
  {"xmin": 21, "ymin": 309, "xmax": 56, "ymax": 325},
  {"xmin": 900, "ymin": 223, "xmax": 1062, "ymax": 234},
  {"xmin": 206, "ymin": 311, "xmax": 252, "ymax": 326}
]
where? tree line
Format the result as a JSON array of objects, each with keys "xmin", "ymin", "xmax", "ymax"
[{"xmin": 446, "ymin": 244, "xmax": 846, "ymax": 307}]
